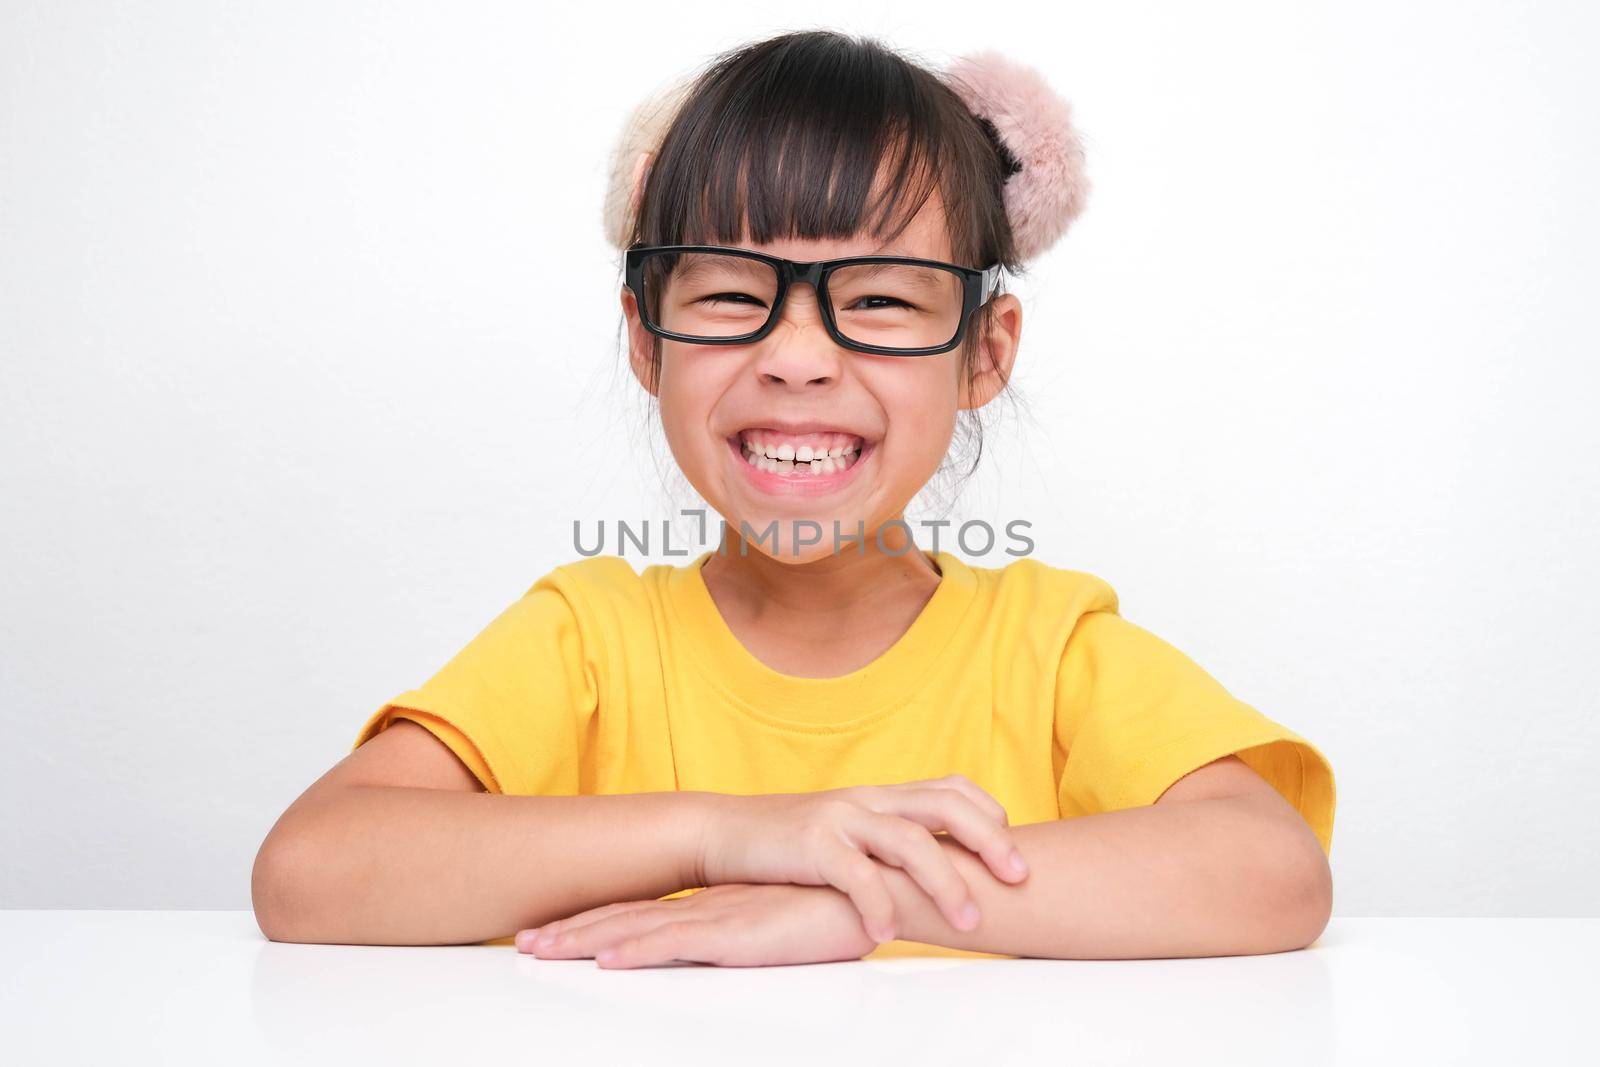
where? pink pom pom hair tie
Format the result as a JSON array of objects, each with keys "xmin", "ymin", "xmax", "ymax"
[
  {"xmin": 601, "ymin": 50, "xmax": 1089, "ymax": 264},
  {"xmin": 600, "ymin": 68, "xmax": 698, "ymax": 253},
  {"xmin": 940, "ymin": 51, "xmax": 1090, "ymax": 263}
]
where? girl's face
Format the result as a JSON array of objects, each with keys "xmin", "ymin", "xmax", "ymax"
[{"xmin": 621, "ymin": 188, "xmax": 1022, "ymax": 565}]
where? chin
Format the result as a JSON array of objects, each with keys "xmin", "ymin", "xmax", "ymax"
[{"xmin": 702, "ymin": 514, "xmax": 868, "ymax": 564}]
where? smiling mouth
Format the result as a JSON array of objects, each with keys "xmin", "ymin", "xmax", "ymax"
[{"xmin": 729, "ymin": 427, "xmax": 871, "ymax": 478}]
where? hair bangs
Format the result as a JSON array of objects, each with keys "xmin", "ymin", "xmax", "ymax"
[{"xmin": 639, "ymin": 35, "xmax": 985, "ymax": 266}]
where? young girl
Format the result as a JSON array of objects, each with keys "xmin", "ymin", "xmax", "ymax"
[{"xmin": 252, "ymin": 29, "xmax": 1335, "ymax": 967}]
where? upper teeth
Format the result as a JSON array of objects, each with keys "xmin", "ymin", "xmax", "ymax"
[
  {"xmin": 742, "ymin": 439, "xmax": 859, "ymax": 461},
  {"xmin": 738, "ymin": 432, "xmax": 863, "ymax": 476}
]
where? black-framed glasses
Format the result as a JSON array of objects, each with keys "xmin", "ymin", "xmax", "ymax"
[{"xmin": 624, "ymin": 243, "xmax": 1005, "ymax": 356}]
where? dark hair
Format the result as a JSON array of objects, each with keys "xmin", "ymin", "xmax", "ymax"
[{"xmin": 617, "ymin": 29, "xmax": 1035, "ymax": 506}]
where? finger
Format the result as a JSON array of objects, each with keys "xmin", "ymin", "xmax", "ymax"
[
  {"xmin": 815, "ymin": 837, "xmax": 899, "ymax": 944},
  {"xmin": 850, "ymin": 810, "xmax": 982, "ymax": 931},
  {"xmin": 596, "ymin": 920, "xmax": 714, "ymax": 969},
  {"xmin": 516, "ymin": 900, "xmax": 662, "ymax": 954},
  {"xmin": 861, "ymin": 775, "xmax": 1013, "ymax": 832},
  {"xmin": 879, "ymin": 788, "xmax": 1029, "ymax": 884},
  {"xmin": 528, "ymin": 905, "xmax": 679, "ymax": 959},
  {"xmin": 546, "ymin": 897, "xmax": 686, "ymax": 939},
  {"xmin": 928, "ymin": 774, "xmax": 1012, "ymax": 828}
]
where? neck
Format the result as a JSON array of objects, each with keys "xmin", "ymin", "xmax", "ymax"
[{"xmin": 701, "ymin": 515, "xmax": 942, "ymax": 619}]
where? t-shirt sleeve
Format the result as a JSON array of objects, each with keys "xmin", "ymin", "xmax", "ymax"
[
  {"xmin": 1053, "ymin": 609, "xmax": 1336, "ymax": 855},
  {"xmin": 349, "ymin": 574, "xmax": 599, "ymax": 796}
]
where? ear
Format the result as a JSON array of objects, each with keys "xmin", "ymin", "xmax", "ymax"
[
  {"xmin": 620, "ymin": 285, "xmax": 660, "ymax": 398},
  {"xmin": 956, "ymin": 293, "xmax": 1022, "ymax": 410}
]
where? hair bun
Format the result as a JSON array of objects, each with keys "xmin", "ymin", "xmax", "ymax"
[
  {"xmin": 941, "ymin": 51, "xmax": 1090, "ymax": 262},
  {"xmin": 602, "ymin": 70, "xmax": 696, "ymax": 251}
]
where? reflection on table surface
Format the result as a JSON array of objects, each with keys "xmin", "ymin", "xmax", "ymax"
[{"xmin": 1, "ymin": 912, "xmax": 1589, "ymax": 1065}]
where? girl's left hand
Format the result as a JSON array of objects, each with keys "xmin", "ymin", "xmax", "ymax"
[{"xmin": 513, "ymin": 882, "xmax": 880, "ymax": 968}]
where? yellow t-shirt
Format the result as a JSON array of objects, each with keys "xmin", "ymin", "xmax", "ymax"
[{"xmin": 351, "ymin": 548, "xmax": 1336, "ymax": 955}]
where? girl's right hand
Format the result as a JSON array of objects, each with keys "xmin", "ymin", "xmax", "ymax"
[{"xmin": 693, "ymin": 775, "xmax": 1030, "ymax": 944}]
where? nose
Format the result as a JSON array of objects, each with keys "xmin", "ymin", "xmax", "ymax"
[{"xmin": 753, "ymin": 281, "xmax": 844, "ymax": 387}]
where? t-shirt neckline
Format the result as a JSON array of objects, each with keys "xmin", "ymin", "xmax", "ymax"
[{"xmin": 664, "ymin": 547, "xmax": 979, "ymax": 732}]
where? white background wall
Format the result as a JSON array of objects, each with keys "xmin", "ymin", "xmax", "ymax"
[{"xmin": 3, "ymin": 0, "xmax": 1596, "ymax": 915}]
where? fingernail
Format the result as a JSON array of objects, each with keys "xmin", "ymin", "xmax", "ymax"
[
  {"xmin": 959, "ymin": 901, "xmax": 981, "ymax": 929},
  {"xmin": 596, "ymin": 948, "xmax": 618, "ymax": 965},
  {"xmin": 1009, "ymin": 848, "xmax": 1028, "ymax": 875},
  {"xmin": 876, "ymin": 924, "xmax": 896, "ymax": 943},
  {"xmin": 515, "ymin": 928, "xmax": 540, "ymax": 952}
]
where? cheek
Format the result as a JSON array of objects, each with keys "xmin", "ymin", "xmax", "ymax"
[
  {"xmin": 876, "ymin": 362, "xmax": 961, "ymax": 445},
  {"xmin": 655, "ymin": 350, "xmax": 724, "ymax": 459}
]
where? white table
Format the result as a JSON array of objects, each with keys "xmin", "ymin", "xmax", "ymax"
[{"xmin": 0, "ymin": 912, "xmax": 1590, "ymax": 1065}]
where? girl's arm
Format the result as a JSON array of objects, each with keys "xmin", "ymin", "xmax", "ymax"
[
  {"xmin": 871, "ymin": 755, "xmax": 1333, "ymax": 959},
  {"xmin": 253, "ymin": 722, "xmax": 1022, "ymax": 947},
  {"xmin": 252, "ymin": 721, "xmax": 713, "ymax": 945}
]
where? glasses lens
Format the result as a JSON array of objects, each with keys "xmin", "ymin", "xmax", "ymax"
[
  {"xmin": 828, "ymin": 262, "xmax": 965, "ymax": 351},
  {"xmin": 643, "ymin": 250, "xmax": 780, "ymax": 340}
]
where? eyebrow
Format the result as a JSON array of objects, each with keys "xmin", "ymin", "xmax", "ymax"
[
  {"xmin": 841, "ymin": 262, "xmax": 951, "ymax": 292},
  {"xmin": 675, "ymin": 254, "xmax": 772, "ymax": 281}
]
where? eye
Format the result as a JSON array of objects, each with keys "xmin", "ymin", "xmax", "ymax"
[
  {"xmin": 842, "ymin": 295, "xmax": 916, "ymax": 311},
  {"xmin": 699, "ymin": 291, "xmax": 769, "ymax": 307}
]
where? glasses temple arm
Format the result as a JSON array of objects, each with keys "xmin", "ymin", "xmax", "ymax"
[{"xmin": 980, "ymin": 264, "xmax": 1005, "ymax": 303}]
